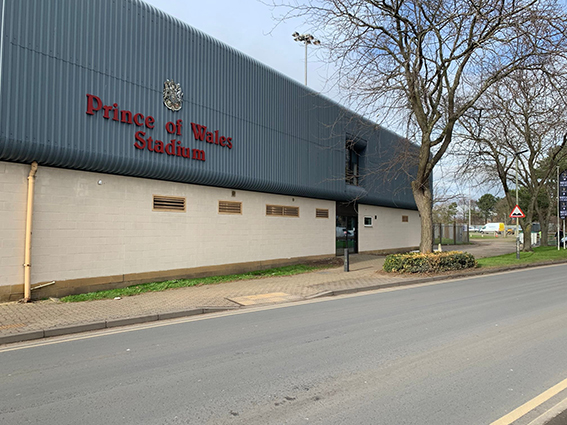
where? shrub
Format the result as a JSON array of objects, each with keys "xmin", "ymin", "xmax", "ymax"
[{"xmin": 383, "ymin": 251, "xmax": 477, "ymax": 273}]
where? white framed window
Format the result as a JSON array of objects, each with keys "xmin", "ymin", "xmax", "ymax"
[{"xmin": 364, "ymin": 216, "xmax": 372, "ymax": 227}]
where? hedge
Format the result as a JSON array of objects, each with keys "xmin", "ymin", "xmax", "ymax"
[{"xmin": 383, "ymin": 251, "xmax": 477, "ymax": 273}]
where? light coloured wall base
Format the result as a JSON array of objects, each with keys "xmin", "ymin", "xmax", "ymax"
[
  {"xmin": 0, "ymin": 161, "xmax": 421, "ymax": 301},
  {"xmin": 0, "ymin": 254, "xmax": 339, "ymax": 302}
]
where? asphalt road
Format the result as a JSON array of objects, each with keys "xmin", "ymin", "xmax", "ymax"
[{"xmin": 2, "ymin": 265, "xmax": 567, "ymax": 424}]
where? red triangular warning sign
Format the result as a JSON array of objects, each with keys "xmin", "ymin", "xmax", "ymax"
[{"xmin": 509, "ymin": 205, "xmax": 525, "ymax": 218}]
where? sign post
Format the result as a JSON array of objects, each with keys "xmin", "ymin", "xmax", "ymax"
[
  {"xmin": 559, "ymin": 171, "xmax": 567, "ymax": 249},
  {"xmin": 510, "ymin": 205, "xmax": 525, "ymax": 260}
]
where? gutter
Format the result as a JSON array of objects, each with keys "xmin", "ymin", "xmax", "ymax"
[{"xmin": 23, "ymin": 162, "xmax": 38, "ymax": 302}]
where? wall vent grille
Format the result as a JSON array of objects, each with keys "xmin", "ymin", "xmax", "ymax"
[
  {"xmin": 266, "ymin": 205, "xmax": 299, "ymax": 217},
  {"xmin": 219, "ymin": 201, "xmax": 242, "ymax": 214},
  {"xmin": 153, "ymin": 195, "xmax": 186, "ymax": 212},
  {"xmin": 316, "ymin": 208, "xmax": 329, "ymax": 218}
]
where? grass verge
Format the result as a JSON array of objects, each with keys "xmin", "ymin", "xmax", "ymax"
[
  {"xmin": 60, "ymin": 264, "xmax": 336, "ymax": 302},
  {"xmin": 477, "ymin": 246, "xmax": 567, "ymax": 268}
]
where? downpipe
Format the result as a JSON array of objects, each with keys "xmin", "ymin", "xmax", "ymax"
[{"xmin": 23, "ymin": 162, "xmax": 38, "ymax": 302}]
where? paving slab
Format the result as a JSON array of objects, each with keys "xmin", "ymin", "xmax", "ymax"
[{"xmin": 0, "ymin": 239, "xmax": 527, "ymax": 345}]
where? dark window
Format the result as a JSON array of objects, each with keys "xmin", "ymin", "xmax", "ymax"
[
  {"xmin": 346, "ymin": 138, "xmax": 365, "ymax": 186},
  {"xmin": 346, "ymin": 146, "xmax": 359, "ymax": 185}
]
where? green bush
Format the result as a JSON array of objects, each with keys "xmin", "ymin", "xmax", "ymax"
[{"xmin": 383, "ymin": 251, "xmax": 477, "ymax": 273}]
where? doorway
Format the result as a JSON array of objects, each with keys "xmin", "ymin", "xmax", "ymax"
[{"xmin": 336, "ymin": 202, "xmax": 358, "ymax": 255}]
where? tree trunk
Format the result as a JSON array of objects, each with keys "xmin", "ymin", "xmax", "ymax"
[
  {"xmin": 541, "ymin": 219, "xmax": 549, "ymax": 246},
  {"xmin": 412, "ymin": 180, "xmax": 433, "ymax": 253},
  {"xmin": 536, "ymin": 200, "xmax": 552, "ymax": 247},
  {"xmin": 522, "ymin": 221, "xmax": 533, "ymax": 251}
]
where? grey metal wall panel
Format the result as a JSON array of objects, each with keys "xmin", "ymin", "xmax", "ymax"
[{"xmin": 0, "ymin": 0, "xmax": 417, "ymax": 209}]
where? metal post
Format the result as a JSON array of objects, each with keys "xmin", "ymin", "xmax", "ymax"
[
  {"xmin": 343, "ymin": 229, "xmax": 349, "ymax": 272},
  {"xmin": 454, "ymin": 222, "xmax": 457, "ymax": 245},
  {"xmin": 468, "ymin": 198, "xmax": 471, "ymax": 236},
  {"xmin": 558, "ymin": 166, "xmax": 560, "ymax": 250},
  {"xmin": 304, "ymin": 41, "xmax": 308, "ymax": 85},
  {"xmin": 515, "ymin": 154, "xmax": 520, "ymax": 259}
]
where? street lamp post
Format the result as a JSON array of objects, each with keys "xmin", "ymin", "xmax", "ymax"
[
  {"xmin": 514, "ymin": 149, "xmax": 528, "ymax": 259},
  {"xmin": 292, "ymin": 32, "xmax": 320, "ymax": 86}
]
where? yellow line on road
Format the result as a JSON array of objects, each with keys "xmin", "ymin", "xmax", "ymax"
[{"xmin": 491, "ymin": 376, "xmax": 567, "ymax": 425}]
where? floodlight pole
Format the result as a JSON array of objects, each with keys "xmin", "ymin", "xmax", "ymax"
[{"xmin": 292, "ymin": 32, "xmax": 320, "ymax": 86}]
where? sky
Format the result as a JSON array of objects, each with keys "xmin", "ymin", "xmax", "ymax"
[{"xmin": 142, "ymin": 0, "xmax": 331, "ymax": 95}]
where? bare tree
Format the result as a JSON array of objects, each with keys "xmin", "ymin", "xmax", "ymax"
[
  {"xmin": 271, "ymin": 0, "xmax": 567, "ymax": 252},
  {"xmin": 459, "ymin": 68, "xmax": 567, "ymax": 250}
]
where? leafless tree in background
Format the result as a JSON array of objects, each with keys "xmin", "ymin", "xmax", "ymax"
[
  {"xmin": 459, "ymin": 67, "xmax": 567, "ymax": 250},
  {"xmin": 270, "ymin": 0, "xmax": 567, "ymax": 252}
]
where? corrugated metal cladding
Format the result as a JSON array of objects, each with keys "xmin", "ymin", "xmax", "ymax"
[{"xmin": 0, "ymin": 0, "xmax": 417, "ymax": 209}]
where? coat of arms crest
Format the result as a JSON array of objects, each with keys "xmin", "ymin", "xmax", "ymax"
[{"xmin": 163, "ymin": 79, "xmax": 183, "ymax": 111}]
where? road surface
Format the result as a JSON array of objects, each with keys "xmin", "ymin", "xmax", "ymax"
[{"xmin": 2, "ymin": 264, "xmax": 567, "ymax": 424}]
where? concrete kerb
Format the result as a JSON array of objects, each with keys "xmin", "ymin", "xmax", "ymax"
[
  {"xmin": 2, "ymin": 258, "xmax": 567, "ymax": 347},
  {"xmin": 0, "ymin": 307, "xmax": 239, "ymax": 346},
  {"xmin": 305, "ymin": 258, "xmax": 567, "ymax": 300}
]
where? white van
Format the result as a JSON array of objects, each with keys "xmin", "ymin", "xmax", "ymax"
[{"xmin": 479, "ymin": 222, "xmax": 505, "ymax": 234}]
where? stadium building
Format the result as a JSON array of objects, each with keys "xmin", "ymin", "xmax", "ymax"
[{"xmin": 0, "ymin": 0, "xmax": 420, "ymax": 301}]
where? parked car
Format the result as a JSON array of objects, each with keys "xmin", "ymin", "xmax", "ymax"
[{"xmin": 336, "ymin": 227, "xmax": 354, "ymax": 238}]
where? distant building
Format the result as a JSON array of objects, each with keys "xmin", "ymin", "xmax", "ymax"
[{"xmin": 0, "ymin": 0, "xmax": 420, "ymax": 301}]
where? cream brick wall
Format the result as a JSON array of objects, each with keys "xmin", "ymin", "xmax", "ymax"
[
  {"xmin": 358, "ymin": 204, "xmax": 420, "ymax": 252},
  {"xmin": 1, "ymin": 163, "xmax": 422, "ymax": 289},
  {"xmin": 0, "ymin": 163, "xmax": 28, "ymax": 286},
  {"xmin": 0, "ymin": 163, "xmax": 336, "ymax": 287}
]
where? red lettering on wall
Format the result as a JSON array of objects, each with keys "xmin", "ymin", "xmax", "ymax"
[
  {"xmin": 134, "ymin": 131, "xmax": 146, "ymax": 149},
  {"xmin": 134, "ymin": 132, "xmax": 205, "ymax": 162},
  {"xmin": 192, "ymin": 149, "xmax": 205, "ymax": 161},
  {"xmin": 121, "ymin": 110, "xmax": 133, "ymax": 124},
  {"xmin": 154, "ymin": 140, "xmax": 164, "ymax": 153},
  {"xmin": 86, "ymin": 94, "xmax": 102, "ymax": 115},
  {"xmin": 181, "ymin": 147, "xmax": 191, "ymax": 158},
  {"xmin": 165, "ymin": 140, "xmax": 176, "ymax": 155},
  {"xmin": 112, "ymin": 104, "xmax": 119, "ymax": 121},
  {"xmin": 102, "ymin": 105, "xmax": 113, "ymax": 119},
  {"xmin": 133, "ymin": 113, "xmax": 145, "ymax": 127},
  {"xmin": 191, "ymin": 123, "xmax": 207, "ymax": 141},
  {"xmin": 87, "ymin": 94, "xmax": 232, "ymax": 161},
  {"xmin": 165, "ymin": 122, "xmax": 176, "ymax": 134}
]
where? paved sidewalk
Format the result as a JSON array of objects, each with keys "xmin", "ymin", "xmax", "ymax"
[{"xmin": 0, "ymin": 240, "xmax": 518, "ymax": 345}]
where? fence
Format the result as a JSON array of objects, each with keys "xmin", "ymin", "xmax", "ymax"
[{"xmin": 433, "ymin": 223, "xmax": 469, "ymax": 245}]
